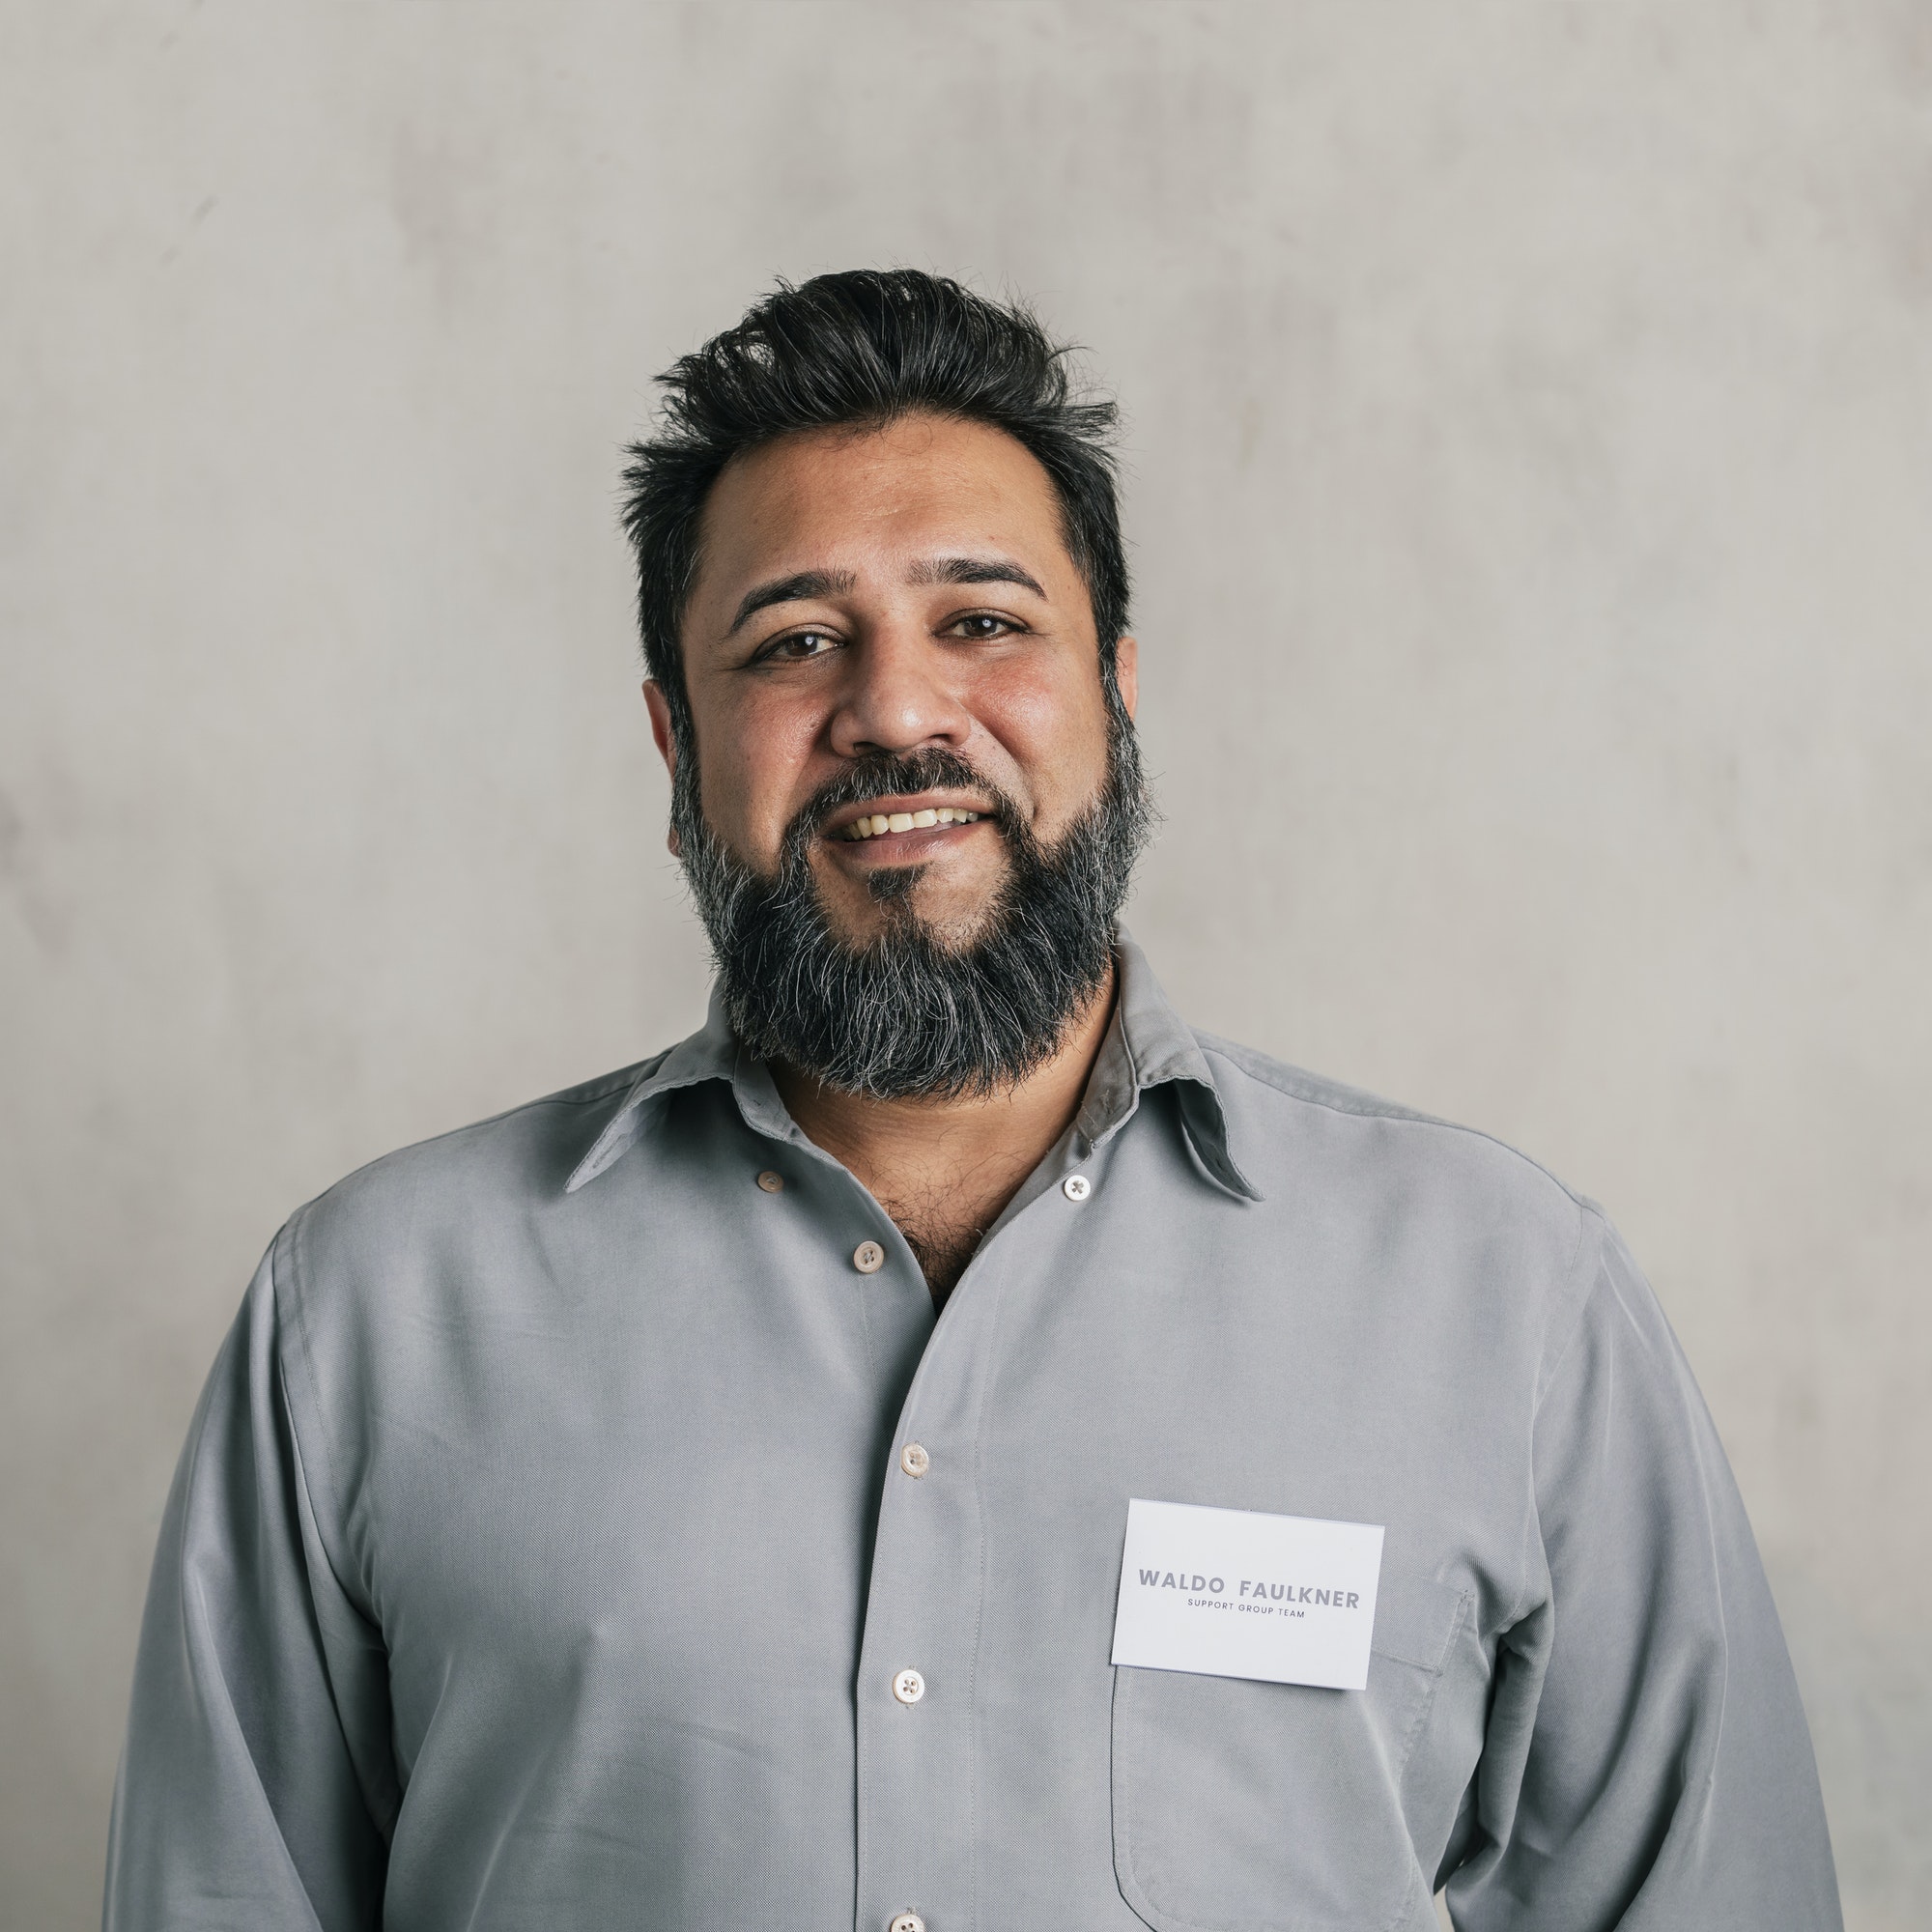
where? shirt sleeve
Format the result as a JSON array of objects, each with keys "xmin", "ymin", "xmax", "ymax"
[
  {"xmin": 1442, "ymin": 1217, "xmax": 1842, "ymax": 1932},
  {"xmin": 104, "ymin": 1231, "xmax": 395, "ymax": 1932}
]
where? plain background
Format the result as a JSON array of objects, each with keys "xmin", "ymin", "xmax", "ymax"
[{"xmin": 4, "ymin": 3, "xmax": 1928, "ymax": 1925}]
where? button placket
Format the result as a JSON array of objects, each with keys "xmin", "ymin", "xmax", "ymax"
[
  {"xmin": 856, "ymin": 1142, "xmax": 1106, "ymax": 1930},
  {"xmin": 855, "ymin": 1286, "xmax": 987, "ymax": 1932}
]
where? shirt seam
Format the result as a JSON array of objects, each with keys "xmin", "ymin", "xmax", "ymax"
[
  {"xmin": 1531, "ymin": 1207, "xmax": 1610, "ymax": 1415},
  {"xmin": 1196, "ymin": 1036, "xmax": 1596, "ymax": 1216},
  {"xmin": 164, "ymin": 1393, "xmax": 344, "ymax": 1907},
  {"xmin": 301, "ymin": 1062, "xmax": 668, "ymax": 1215},
  {"xmin": 276, "ymin": 1354, "xmax": 400, "ymax": 1841},
  {"xmin": 276, "ymin": 1208, "xmax": 359, "ymax": 1605},
  {"xmin": 1383, "ymin": 1594, "xmax": 1472, "ymax": 1932},
  {"xmin": 1687, "ymin": 1419, "xmax": 1733, "ymax": 1850},
  {"xmin": 423, "ymin": 1062, "xmax": 662, "ymax": 1139},
  {"xmin": 1612, "ymin": 1237, "xmax": 1735, "ymax": 1855},
  {"xmin": 1506, "ymin": 1206, "xmax": 1609, "ymax": 1634}
]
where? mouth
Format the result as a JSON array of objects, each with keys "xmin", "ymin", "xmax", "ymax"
[{"xmin": 824, "ymin": 791, "xmax": 996, "ymax": 858}]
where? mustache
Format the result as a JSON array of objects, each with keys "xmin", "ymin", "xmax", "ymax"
[{"xmin": 781, "ymin": 748, "xmax": 1021, "ymax": 860}]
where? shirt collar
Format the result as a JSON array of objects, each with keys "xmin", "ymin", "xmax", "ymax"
[
  {"xmin": 1082, "ymin": 930, "xmax": 1262, "ymax": 1201},
  {"xmin": 565, "ymin": 927, "xmax": 1260, "ymax": 1202},
  {"xmin": 564, "ymin": 983, "xmax": 739, "ymax": 1192}
]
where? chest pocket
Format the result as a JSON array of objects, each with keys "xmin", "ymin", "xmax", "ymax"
[{"xmin": 1111, "ymin": 1568, "xmax": 1468, "ymax": 1932}]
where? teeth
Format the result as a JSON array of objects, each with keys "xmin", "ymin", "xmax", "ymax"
[{"xmin": 841, "ymin": 807, "xmax": 981, "ymax": 841}]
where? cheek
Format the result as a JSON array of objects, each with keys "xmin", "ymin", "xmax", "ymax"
[
  {"xmin": 969, "ymin": 661, "xmax": 1113, "ymax": 825},
  {"xmin": 696, "ymin": 690, "xmax": 825, "ymax": 856}
]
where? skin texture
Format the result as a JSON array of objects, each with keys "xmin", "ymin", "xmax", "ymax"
[{"xmin": 644, "ymin": 412, "xmax": 1139, "ymax": 1298}]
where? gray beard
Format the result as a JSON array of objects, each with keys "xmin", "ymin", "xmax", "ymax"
[{"xmin": 670, "ymin": 724, "xmax": 1152, "ymax": 1099}]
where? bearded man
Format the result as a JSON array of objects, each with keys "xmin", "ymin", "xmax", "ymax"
[{"xmin": 106, "ymin": 271, "xmax": 1839, "ymax": 1931}]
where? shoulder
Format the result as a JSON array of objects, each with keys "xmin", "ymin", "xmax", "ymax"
[
  {"xmin": 277, "ymin": 1053, "xmax": 667, "ymax": 1295},
  {"xmin": 1195, "ymin": 1028, "xmax": 1607, "ymax": 1300},
  {"xmin": 1198, "ymin": 1028, "xmax": 1594, "ymax": 1215}
]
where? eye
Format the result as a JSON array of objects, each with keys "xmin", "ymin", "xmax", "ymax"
[
  {"xmin": 944, "ymin": 611, "xmax": 1024, "ymax": 641},
  {"xmin": 758, "ymin": 628, "xmax": 842, "ymax": 664}
]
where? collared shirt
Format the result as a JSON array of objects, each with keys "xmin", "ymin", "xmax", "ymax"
[{"xmin": 106, "ymin": 937, "xmax": 1839, "ymax": 1931}]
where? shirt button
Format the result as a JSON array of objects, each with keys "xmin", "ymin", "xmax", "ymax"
[
  {"xmin": 1063, "ymin": 1173, "xmax": 1092, "ymax": 1202},
  {"xmin": 755, "ymin": 1170, "xmax": 784, "ymax": 1193},
  {"xmin": 889, "ymin": 1915, "xmax": 925, "ymax": 1932},
  {"xmin": 892, "ymin": 1667, "xmax": 925, "ymax": 1705},
  {"xmin": 853, "ymin": 1240, "xmax": 886, "ymax": 1273},
  {"xmin": 899, "ymin": 1442, "xmax": 930, "ymax": 1478}
]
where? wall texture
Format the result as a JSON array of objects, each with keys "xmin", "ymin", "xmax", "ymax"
[{"xmin": 3, "ymin": 3, "xmax": 1928, "ymax": 1925}]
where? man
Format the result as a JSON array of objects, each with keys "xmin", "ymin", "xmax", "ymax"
[{"xmin": 107, "ymin": 270, "xmax": 1839, "ymax": 1930}]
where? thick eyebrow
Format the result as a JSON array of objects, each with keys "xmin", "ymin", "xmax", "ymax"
[
  {"xmin": 907, "ymin": 555, "xmax": 1048, "ymax": 599},
  {"xmin": 726, "ymin": 568, "xmax": 857, "ymax": 637}
]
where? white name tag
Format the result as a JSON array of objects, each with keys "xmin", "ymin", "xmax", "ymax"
[{"xmin": 1110, "ymin": 1497, "xmax": 1385, "ymax": 1690}]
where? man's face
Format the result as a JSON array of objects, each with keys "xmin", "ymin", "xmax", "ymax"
[{"xmin": 648, "ymin": 412, "xmax": 1138, "ymax": 950}]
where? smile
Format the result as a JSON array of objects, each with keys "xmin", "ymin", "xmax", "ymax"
[{"xmin": 840, "ymin": 807, "xmax": 984, "ymax": 842}]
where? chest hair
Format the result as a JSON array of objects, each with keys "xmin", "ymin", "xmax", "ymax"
[{"xmin": 876, "ymin": 1178, "xmax": 1000, "ymax": 1310}]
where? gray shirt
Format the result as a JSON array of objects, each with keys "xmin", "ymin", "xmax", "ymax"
[{"xmin": 106, "ymin": 937, "xmax": 1839, "ymax": 1930}]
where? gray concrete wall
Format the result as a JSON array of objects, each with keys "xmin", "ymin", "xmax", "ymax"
[{"xmin": 3, "ymin": 4, "xmax": 1927, "ymax": 1925}]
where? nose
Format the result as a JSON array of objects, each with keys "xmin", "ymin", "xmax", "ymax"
[{"xmin": 827, "ymin": 618, "xmax": 972, "ymax": 759}]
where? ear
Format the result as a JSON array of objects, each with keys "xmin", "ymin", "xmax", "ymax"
[
  {"xmin": 643, "ymin": 679, "xmax": 677, "ymax": 769},
  {"xmin": 1112, "ymin": 635, "xmax": 1139, "ymax": 722},
  {"xmin": 642, "ymin": 680, "xmax": 682, "ymax": 857}
]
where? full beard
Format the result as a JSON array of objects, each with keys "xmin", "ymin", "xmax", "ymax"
[{"xmin": 670, "ymin": 725, "xmax": 1152, "ymax": 1100}]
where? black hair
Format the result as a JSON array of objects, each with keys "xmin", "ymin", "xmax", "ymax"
[{"xmin": 620, "ymin": 270, "xmax": 1130, "ymax": 751}]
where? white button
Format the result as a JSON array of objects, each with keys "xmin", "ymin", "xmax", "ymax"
[
  {"xmin": 892, "ymin": 1667, "xmax": 924, "ymax": 1705},
  {"xmin": 899, "ymin": 1442, "xmax": 930, "ymax": 1478},
  {"xmin": 1062, "ymin": 1173, "xmax": 1092, "ymax": 1202},
  {"xmin": 853, "ymin": 1240, "xmax": 885, "ymax": 1273},
  {"xmin": 755, "ymin": 1170, "xmax": 784, "ymax": 1193},
  {"xmin": 889, "ymin": 1915, "xmax": 925, "ymax": 1932}
]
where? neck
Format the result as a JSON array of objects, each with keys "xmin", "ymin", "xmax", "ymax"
[{"xmin": 771, "ymin": 961, "xmax": 1118, "ymax": 1308}]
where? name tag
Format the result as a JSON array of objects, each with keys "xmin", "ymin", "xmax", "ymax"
[{"xmin": 1110, "ymin": 1497, "xmax": 1385, "ymax": 1690}]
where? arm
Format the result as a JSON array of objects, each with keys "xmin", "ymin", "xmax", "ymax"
[
  {"xmin": 104, "ymin": 1234, "xmax": 394, "ymax": 1931},
  {"xmin": 1444, "ymin": 1220, "xmax": 1840, "ymax": 1931}
]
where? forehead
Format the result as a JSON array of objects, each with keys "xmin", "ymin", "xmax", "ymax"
[{"xmin": 693, "ymin": 413, "xmax": 1074, "ymax": 592}]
